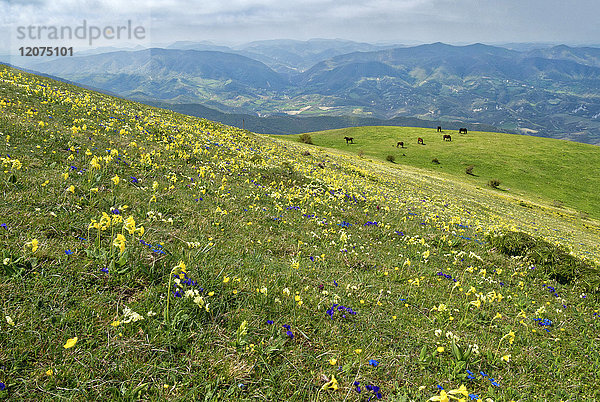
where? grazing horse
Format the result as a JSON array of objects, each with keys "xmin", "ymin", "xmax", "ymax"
[
  {"xmin": 443, "ymin": 134, "xmax": 452, "ymax": 141},
  {"xmin": 437, "ymin": 126, "xmax": 442, "ymax": 132},
  {"xmin": 344, "ymin": 136, "xmax": 354, "ymax": 144},
  {"xmin": 396, "ymin": 141, "xmax": 404, "ymax": 148},
  {"xmin": 417, "ymin": 137, "xmax": 424, "ymax": 145},
  {"xmin": 459, "ymin": 128, "xmax": 468, "ymax": 134}
]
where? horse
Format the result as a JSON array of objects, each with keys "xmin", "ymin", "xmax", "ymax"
[
  {"xmin": 344, "ymin": 136, "xmax": 354, "ymax": 144},
  {"xmin": 459, "ymin": 128, "xmax": 468, "ymax": 134},
  {"xmin": 396, "ymin": 141, "xmax": 404, "ymax": 148},
  {"xmin": 418, "ymin": 137, "xmax": 424, "ymax": 145},
  {"xmin": 443, "ymin": 134, "xmax": 452, "ymax": 141},
  {"xmin": 437, "ymin": 126, "xmax": 442, "ymax": 132}
]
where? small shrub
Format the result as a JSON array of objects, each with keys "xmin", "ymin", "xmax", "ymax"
[
  {"xmin": 465, "ymin": 165, "xmax": 475, "ymax": 175},
  {"xmin": 432, "ymin": 158, "xmax": 440, "ymax": 164},
  {"xmin": 487, "ymin": 231, "xmax": 599, "ymax": 291},
  {"xmin": 299, "ymin": 134, "xmax": 313, "ymax": 144},
  {"xmin": 488, "ymin": 178, "xmax": 501, "ymax": 188},
  {"xmin": 386, "ymin": 155, "xmax": 396, "ymax": 163},
  {"xmin": 358, "ymin": 149, "xmax": 365, "ymax": 157}
]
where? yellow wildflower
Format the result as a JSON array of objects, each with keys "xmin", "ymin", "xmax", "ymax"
[
  {"xmin": 26, "ymin": 238, "xmax": 39, "ymax": 253},
  {"xmin": 63, "ymin": 336, "xmax": 78, "ymax": 349},
  {"xmin": 321, "ymin": 375, "xmax": 339, "ymax": 391},
  {"xmin": 123, "ymin": 216, "xmax": 136, "ymax": 234},
  {"xmin": 448, "ymin": 384, "xmax": 469, "ymax": 397},
  {"xmin": 429, "ymin": 390, "xmax": 449, "ymax": 402},
  {"xmin": 113, "ymin": 234, "xmax": 126, "ymax": 253}
]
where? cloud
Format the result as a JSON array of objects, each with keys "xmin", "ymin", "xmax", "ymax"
[{"xmin": 1, "ymin": 0, "xmax": 599, "ymax": 49}]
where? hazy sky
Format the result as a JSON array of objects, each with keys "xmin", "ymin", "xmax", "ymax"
[{"xmin": 2, "ymin": 0, "xmax": 600, "ymax": 52}]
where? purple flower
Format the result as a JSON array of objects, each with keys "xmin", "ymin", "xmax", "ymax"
[
  {"xmin": 100, "ymin": 267, "xmax": 109, "ymax": 273},
  {"xmin": 0, "ymin": 382, "xmax": 5, "ymax": 390},
  {"xmin": 267, "ymin": 320, "xmax": 274, "ymax": 325},
  {"xmin": 286, "ymin": 330, "xmax": 294, "ymax": 339}
]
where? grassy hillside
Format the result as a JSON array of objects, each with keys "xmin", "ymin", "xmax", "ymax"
[
  {"xmin": 281, "ymin": 126, "xmax": 600, "ymax": 220},
  {"xmin": 1, "ymin": 64, "xmax": 600, "ymax": 400}
]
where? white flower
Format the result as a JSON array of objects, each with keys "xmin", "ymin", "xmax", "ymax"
[{"xmin": 122, "ymin": 306, "xmax": 145, "ymax": 323}]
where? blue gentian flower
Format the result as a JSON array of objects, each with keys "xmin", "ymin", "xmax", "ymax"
[{"xmin": 368, "ymin": 359, "xmax": 379, "ymax": 367}]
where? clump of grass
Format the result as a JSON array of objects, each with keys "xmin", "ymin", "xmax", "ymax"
[
  {"xmin": 299, "ymin": 133, "xmax": 313, "ymax": 144},
  {"xmin": 432, "ymin": 158, "xmax": 440, "ymax": 165},
  {"xmin": 465, "ymin": 165, "xmax": 475, "ymax": 175},
  {"xmin": 488, "ymin": 231, "xmax": 599, "ymax": 291},
  {"xmin": 386, "ymin": 155, "xmax": 395, "ymax": 163},
  {"xmin": 487, "ymin": 178, "xmax": 501, "ymax": 188}
]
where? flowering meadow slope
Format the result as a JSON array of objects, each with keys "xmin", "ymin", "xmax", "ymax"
[{"xmin": 1, "ymin": 64, "xmax": 599, "ymax": 400}]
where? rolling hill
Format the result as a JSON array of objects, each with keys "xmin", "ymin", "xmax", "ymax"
[
  {"xmin": 1, "ymin": 64, "xmax": 600, "ymax": 400},
  {"xmin": 21, "ymin": 42, "xmax": 600, "ymax": 144},
  {"xmin": 277, "ymin": 126, "xmax": 600, "ymax": 220},
  {"xmin": 28, "ymin": 48, "xmax": 287, "ymax": 103}
]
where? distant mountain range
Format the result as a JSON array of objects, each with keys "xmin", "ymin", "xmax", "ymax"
[{"xmin": 14, "ymin": 40, "xmax": 600, "ymax": 144}]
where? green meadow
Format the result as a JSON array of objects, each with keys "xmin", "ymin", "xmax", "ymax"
[
  {"xmin": 282, "ymin": 126, "xmax": 600, "ymax": 221},
  {"xmin": 1, "ymin": 64, "xmax": 600, "ymax": 401}
]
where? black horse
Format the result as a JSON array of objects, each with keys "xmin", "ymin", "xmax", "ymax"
[
  {"xmin": 443, "ymin": 134, "xmax": 452, "ymax": 141},
  {"xmin": 396, "ymin": 141, "xmax": 404, "ymax": 148},
  {"xmin": 344, "ymin": 136, "xmax": 354, "ymax": 144},
  {"xmin": 459, "ymin": 128, "xmax": 468, "ymax": 134},
  {"xmin": 437, "ymin": 126, "xmax": 442, "ymax": 132}
]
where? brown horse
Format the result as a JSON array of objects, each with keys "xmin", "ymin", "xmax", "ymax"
[
  {"xmin": 344, "ymin": 136, "xmax": 354, "ymax": 144},
  {"xmin": 396, "ymin": 141, "xmax": 404, "ymax": 148},
  {"xmin": 459, "ymin": 128, "xmax": 468, "ymax": 134},
  {"xmin": 443, "ymin": 134, "xmax": 452, "ymax": 141},
  {"xmin": 418, "ymin": 137, "xmax": 424, "ymax": 145},
  {"xmin": 437, "ymin": 126, "xmax": 442, "ymax": 132}
]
